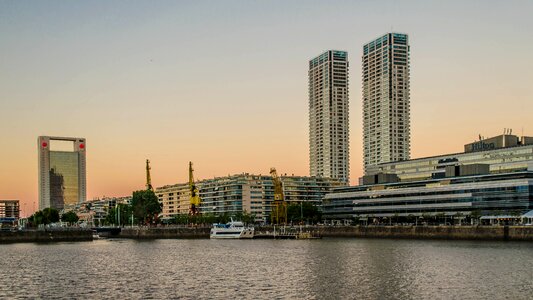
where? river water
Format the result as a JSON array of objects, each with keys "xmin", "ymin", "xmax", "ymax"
[{"xmin": 1, "ymin": 238, "xmax": 532, "ymax": 299}]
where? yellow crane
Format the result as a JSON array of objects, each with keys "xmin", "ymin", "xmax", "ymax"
[
  {"xmin": 146, "ymin": 159, "xmax": 153, "ymax": 191},
  {"xmin": 189, "ymin": 161, "xmax": 201, "ymax": 215},
  {"xmin": 270, "ymin": 167, "xmax": 287, "ymax": 224}
]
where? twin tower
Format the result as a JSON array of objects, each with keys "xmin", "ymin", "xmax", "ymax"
[{"xmin": 308, "ymin": 33, "xmax": 411, "ymax": 184}]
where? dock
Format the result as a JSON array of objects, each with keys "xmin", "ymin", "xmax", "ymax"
[{"xmin": 254, "ymin": 229, "xmax": 321, "ymax": 239}]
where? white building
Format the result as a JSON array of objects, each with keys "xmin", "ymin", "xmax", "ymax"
[
  {"xmin": 156, "ymin": 174, "xmax": 344, "ymax": 223},
  {"xmin": 363, "ymin": 33, "xmax": 410, "ymax": 172},
  {"xmin": 366, "ymin": 134, "xmax": 533, "ymax": 182},
  {"xmin": 308, "ymin": 50, "xmax": 350, "ymax": 183},
  {"xmin": 38, "ymin": 136, "xmax": 87, "ymax": 210}
]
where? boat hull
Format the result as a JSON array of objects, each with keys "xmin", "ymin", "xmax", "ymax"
[{"xmin": 210, "ymin": 228, "xmax": 254, "ymax": 239}]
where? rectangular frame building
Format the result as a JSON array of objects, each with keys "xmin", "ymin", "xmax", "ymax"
[{"xmin": 38, "ymin": 136, "xmax": 87, "ymax": 210}]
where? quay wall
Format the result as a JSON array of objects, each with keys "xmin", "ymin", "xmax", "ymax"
[
  {"xmin": 316, "ymin": 225, "xmax": 533, "ymax": 241},
  {"xmin": 119, "ymin": 227, "xmax": 210, "ymax": 239},
  {"xmin": 114, "ymin": 226, "xmax": 533, "ymax": 241},
  {"xmin": 0, "ymin": 229, "xmax": 93, "ymax": 244}
]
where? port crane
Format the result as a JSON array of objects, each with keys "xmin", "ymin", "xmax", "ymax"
[
  {"xmin": 146, "ymin": 159, "xmax": 153, "ymax": 191},
  {"xmin": 189, "ymin": 161, "xmax": 201, "ymax": 215},
  {"xmin": 270, "ymin": 167, "xmax": 287, "ymax": 224}
]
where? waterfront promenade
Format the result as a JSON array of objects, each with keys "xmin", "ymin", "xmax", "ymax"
[{"xmin": 118, "ymin": 225, "xmax": 533, "ymax": 241}]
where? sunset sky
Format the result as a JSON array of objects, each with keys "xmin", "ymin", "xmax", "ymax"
[{"xmin": 1, "ymin": 1, "xmax": 533, "ymax": 216}]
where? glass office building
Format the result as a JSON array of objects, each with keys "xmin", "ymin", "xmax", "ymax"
[
  {"xmin": 38, "ymin": 136, "xmax": 87, "ymax": 210},
  {"xmin": 366, "ymin": 135, "xmax": 533, "ymax": 182},
  {"xmin": 323, "ymin": 172, "xmax": 533, "ymax": 222},
  {"xmin": 49, "ymin": 151, "xmax": 79, "ymax": 208}
]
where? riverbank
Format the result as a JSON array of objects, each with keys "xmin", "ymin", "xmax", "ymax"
[
  {"xmin": 119, "ymin": 226, "xmax": 210, "ymax": 239},
  {"xmin": 317, "ymin": 225, "xmax": 533, "ymax": 241},
  {"xmin": 113, "ymin": 225, "xmax": 533, "ymax": 241},
  {"xmin": 0, "ymin": 229, "xmax": 93, "ymax": 244}
]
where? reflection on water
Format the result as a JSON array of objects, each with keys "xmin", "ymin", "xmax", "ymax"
[{"xmin": 1, "ymin": 238, "xmax": 532, "ymax": 299}]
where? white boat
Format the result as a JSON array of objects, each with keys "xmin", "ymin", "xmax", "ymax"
[{"xmin": 210, "ymin": 219, "xmax": 254, "ymax": 239}]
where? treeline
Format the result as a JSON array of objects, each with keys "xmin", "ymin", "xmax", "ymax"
[
  {"xmin": 106, "ymin": 189, "xmax": 162, "ymax": 226},
  {"xmin": 28, "ymin": 208, "xmax": 79, "ymax": 227},
  {"xmin": 286, "ymin": 202, "xmax": 322, "ymax": 224}
]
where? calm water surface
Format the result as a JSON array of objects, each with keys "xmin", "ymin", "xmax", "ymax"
[{"xmin": 1, "ymin": 238, "xmax": 532, "ymax": 299}]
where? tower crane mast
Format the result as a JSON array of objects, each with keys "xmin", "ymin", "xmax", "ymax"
[
  {"xmin": 270, "ymin": 167, "xmax": 287, "ymax": 224},
  {"xmin": 146, "ymin": 159, "xmax": 153, "ymax": 191},
  {"xmin": 189, "ymin": 161, "xmax": 201, "ymax": 215}
]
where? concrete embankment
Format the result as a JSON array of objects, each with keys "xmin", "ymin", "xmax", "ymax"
[
  {"xmin": 0, "ymin": 229, "xmax": 93, "ymax": 244},
  {"xmin": 119, "ymin": 227, "xmax": 210, "ymax": 239},
  {"xmin": 113, "ymin": 225, "xmax": 533, "ymax": 241},
  {"xmin": 316, "ymin": 225, "xmax": 533, "ymax": 241}
]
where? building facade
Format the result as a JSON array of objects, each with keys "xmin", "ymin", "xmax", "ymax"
[
  {"xmin": 325, "ymin": 134, "xmax": 533, "ymax": 223},
  {"xmin": 38, "ymin": 136, "xmax": 87, "ymax": 210},
  {"xmin": 0, "ymin": 200, "xmax": 20, "ymax": 220},
  {"xmin": 366, "ymin": 134, "xmax": 533, "ymax": 182},
  {"xmin": 363, "ymin": 33, "xmax": 410, "ymax": 172},
  {"xmin": 323, "ymin": 171, "xmax": 533, "ymax": 223},
  {"xmin": 309, "ymin": 50, "xmax": 350, "ymax": 183},
  {"xmin": 156, "ymin": 174, "xmax": 344, "ymax": 223},
  {"xmin": 71, "ymin": 196, "xmax": 131, "ymax": 226}
]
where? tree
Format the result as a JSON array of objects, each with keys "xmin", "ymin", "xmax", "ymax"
[
  {"xmin": 106, "ymin": 203, "xmax": 134, "ymax": 226},
  {"xmin": 511, "ymin": 210, "xmax": 522, "ymax": 225},
  {"xmin": 29, "ymin": 210, "xmax": 44, "ymax": 226},
  {"xmin": 240, "ymin": 212, "xmax": 256, "ymax": 225},
  {"xmin": 470, "ymin": 209, "xmax": 482, "ymax": 225},
  {"xmin": 61, "ymin": 211, "xmax": 79, "ymax": 225},
  {"xmin": 407, "ymin": 214, "xmax": 415, "ymax": 224},
  {"xmin": 42, "ymin": 207, "xmax": 60, "ymax": 224},
  {"xmin": 393, "ymin": 213, "xmax": 400, "ymax": 225},
  {"xmin": 287, "ymin": 202, "xmax": 321, "ymax": 224},
  {"xmin": 174, "ymin": 214, "xmax": 190, "ymax": 225},
  {"xmin": 29, "ymin": 208, "xmax": 60, "ymax": 226},
  {"xmin": 131, "ymin": 190, "xmax": 162, "ymax": 225},
  {"xmin": 455, "ymin": 212, "xmax": 464, "ymax": 226}
]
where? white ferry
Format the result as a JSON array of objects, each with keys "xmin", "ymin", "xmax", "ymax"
[{"xmin": 210, "ymin": 219, "xmax": 254, "ymax": 239}]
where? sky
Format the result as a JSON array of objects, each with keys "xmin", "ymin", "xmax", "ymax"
[{"xmin": 1, "ymin": 0, "xmax": 533, "ymax": 217}]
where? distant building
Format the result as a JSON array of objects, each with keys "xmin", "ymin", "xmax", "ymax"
[
  {"xmin": 324, "ymin": 133, "xmax": 533, "ymax": 223},
  {"xmin": 71, "ymin": 196, "xmax": 131, "ymax": 226},
  {"xmin": 366, "ymin": 134, "xmax": 533, "ymax": 182},
  {"xmin": 38, "ymin": 136, "xmax": 87, "ymax": 210},
  {"xmin": 156, "ymin": 174, "xmax": 344, "ymax": 223},
  {"xmin": 363, "ymin": 33, "xmax": 411, "ymax": 172},
  {"xmin": 0, "ymin": 200, "xmax": 20, "ymax": 224},
  {"xmin": 464, "ymin": 133, "xmax": 532, "ymax": 153},
  {"xmin": 308, "ymin": 50, "xmax": 350, "ymax": 183},
  {"xmin": 323, "ymin": 171, "xmax": 533, "ymax": 223}
]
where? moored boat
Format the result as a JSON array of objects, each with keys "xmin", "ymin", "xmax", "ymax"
[{"xmin": 210, "ymin": 219, "xmax": 254, "ymax": 239}]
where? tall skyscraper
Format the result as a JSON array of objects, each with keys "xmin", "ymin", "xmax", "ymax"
[
  {"xmin": 308, "ymin": 50, "xmax": 350, "ymax": 183},
  {"xmin": 362, "ymin": 33, "xmax": 410, "ymax": 172},
  {"xmin": 38, "ymin": 136, "xmax": 87, "ymax": 210}
]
